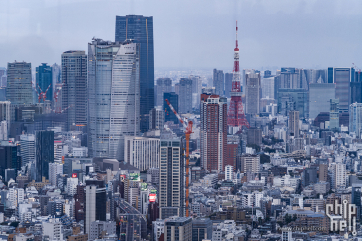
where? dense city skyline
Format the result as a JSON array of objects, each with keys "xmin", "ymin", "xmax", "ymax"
[
  {"xmin": 1, "ymin": 2, "xmax": 362, "ymax": 241},
  {"xmin": 0, "ymin": 0, "xmax": 361, "ymax": 70}
]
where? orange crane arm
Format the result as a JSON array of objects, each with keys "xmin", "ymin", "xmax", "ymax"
[{"xmin": 165, "ymin": 99, "xmax": 193, "ymax": 217}]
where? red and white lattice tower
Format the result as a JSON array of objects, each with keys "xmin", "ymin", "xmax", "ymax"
[{"xmin": 227, "ymin": 21, "xmax": 250, "ymax": 129}]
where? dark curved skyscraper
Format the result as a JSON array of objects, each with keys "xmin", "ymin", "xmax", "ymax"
[{"xmin": 115, "ymin": 15, "xmax": 154, "ymax": 133}]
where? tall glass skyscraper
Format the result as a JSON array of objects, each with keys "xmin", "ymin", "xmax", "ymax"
[
  {"xmin": 88, "ymin": 39, "xmax": 140, "ymax": 160},
  {"xmin": 36, "ymin": 63, "xmax": 53, "ymax": 102},
  {"xmin": 61, "ymin": 51, "xmax": 87, "ymax": 131},
  {"xmin": 115, "ymin": 15, "xmax": 154, "ymax": 133},
  {"xmin": 36, "ymin": 130, "xmax": 54, "ymax": 182},
  {"xmin": 6, "ymin": 62, "xmax": 33, "ymax": 105},
  {"xmin": 327, "ymin": 67, "xmax": 355, "ymax": 112}
]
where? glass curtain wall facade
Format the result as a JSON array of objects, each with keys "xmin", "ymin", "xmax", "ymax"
[
  {"xmin": 35, "ymin": 130, "xmax": 54, "ymax": 182},
  {"xmin": 88, "ymin": 39, "xmax": 140, "ymax": 160},
  {"xmin": 61, "ymin": 51, "xmax": 87, "ymax": 131},
  {"xmin": 327, "ymin": 67, "xmax": 355, "ymax": 112},
  {"xmin": 115, "ymin": 15, "xmax": 154, "ymax": 133},
  {"xmin": 309, "ymin": 83, "xmax": 335, "ymax": 120},
  {"xmin": 36, "ymin": 63, "xmax": 53, "ymax": 102},
  {"xmin": 6, "ymin": 62, "xmax": 33, "ymax": 105}
]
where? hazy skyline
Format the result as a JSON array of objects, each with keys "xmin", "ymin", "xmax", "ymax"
[{"xmin": 0, "ymin": 0, "xmax": 361, "ymax": 71}]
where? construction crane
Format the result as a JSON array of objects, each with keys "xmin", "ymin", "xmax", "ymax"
[
  {"xmin": 54, "ymin": 82, "xmax": 65, "ymax": 103},
  {"xmin": 41, "ymin": 84, "xmax": 51, "ymax": 102},
  {"xmin": 34, "ymin": 87, "xmax": 42, "ymax": 103},
  {"xmin": 52, "ymin": 105, "xmax": 72, "ymax": 114},
  {"xmin": 353, "ymin": 63, "xmax": 361, "ymax": 73},
  {"xmin": 165, "ymin": 99, "xmax": 193, "ymax": 217}
]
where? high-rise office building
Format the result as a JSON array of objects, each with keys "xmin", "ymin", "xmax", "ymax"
[
  {"xmin": 20, "ymin": 134, "xmax": 35, "ymax": 167},
  {"xmin": 261, "ymin": 76, "xmax": 275, "ymax": 99},
  {"xmin": 264, "ymin": 70, "xmax": 272, "ymax": 78},
  {"xmin": 277, "ymin": 89, "xmax": 309, "ymax": 118},
  {"xmin": 351, "ymin": 81, "xmax": 362, "ymax": 104},
  {"xmin": 309, "ymin": 83, "xmax": 335, "ymax": 120},
  {"xmin": 88, "ymin": 39, "xmax": 140, "ymax": 160},
  {"xmin": 155, "ymin": 78, "xmax": 172, "ymax": 107},
  {"xmin": 274, "ymin": 68, "xmax": 300, "ymax": 100},
  {"xmin": 200, "ymin": 94, "xmax": 227, "ymax": 172},
  {"xmin": 159, "ymin": 138, "xmax": 184, "ymax": 219},
  {"xmin": 61, "ymin": 51, "xmax": 87, "ymax": 131},
  {"xmin": 164, "ymin": 92, "xmax": 178, "ymax": 124},
  {"xmin": 350, "ymin": 102, "xmax": 362, "ymax": 136},
  {"xmin": 213, "ymin": 69, "xmax": 224, "ymax": 96},
  {"xmin": 245, "ymin": 73, "xmax": 261, "ymax": 115},
  {"xmin": 289, "ymin": 110, "xmax": 299, "ymax": 138},
  {"xmin": 301, "ymin": 69, "xmax": 327, "ymax": 85},
  {"xmin": 192, "ymin": 218, "xmax": 213, "ymax": 241},
  {"xmin": 0, "ymin": 68, "xmax": 6, "ymax": 87},
  {"xmin": 0, "ymin": 101, "xmax": 10, "ymax": 134},
  {"xmin": 179, "ymin": 78, "xmax": 193, "ymax": 114},
  {"xmin": 6, "ymin": 62, "xmax": 33, "ymax": 105},
  {"xmin": 0, "ymin": 144, "xmax": 18, "ymax": 178},
  {"xmin": 164, "ymin": 217, "xmax": 192, "ymax": 241},
  {"xmin": 330, "ymin": 99, "xmax": 340, "ymax": 130},
  {"xmin": 327, "ymin": 67, "xmax": 355, "ymax": 112},
  {"xmin": 224, "ymin": 73, "xmax": 233, "ymax": 98},
  {"xmin": 51, "ymin": 63, "xmax": 61, "ymax": 86},
  {"xmin": 115, "ymin": 15, "xmax": 154, "ymax": 133},
  {"xmin": 85, "ymin": 185, "xmax": 106, "ymax": 235},
  {"xmin": 319, "ymin": 164, "xmax": 328, "ymax": 182},
  {"xmin": 0, "ymin": 120, "xmax": 7, "ymax": 140},
  {"xmin": 190, "ymin": 75, "xmax": 202, "ymax": 110},
  {"xmin": 149, "ymin": 107, "xmax": 164, "ymax": 130},
  {"xmin": 35, "ymin": 130, "xmax": 54, "ymax": 182},
  {"xmin": 36, "ymin": 63, "xmax": 53, "ymax": 102},
  {"xmin": 124, "ymin": 136, "xmax": 160, "ymax": 171}
]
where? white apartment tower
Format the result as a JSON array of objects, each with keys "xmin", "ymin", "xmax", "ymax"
[
  {"xmin": 42, "ymin": 219, "xmax": 63, "ymax": 241},
  {"xmin": 159, "ymin": 138, "xmax": 184, "ymax": 218},
  {"xmin": 88, "ymin": 39, "xmax": 140, "ymax": 160},
  {"xmin": 66, "ymin": 177, "xmax": 79, "ymax": 196},
  {"xmin": 225, "ymin": 165, "xmax": 233, "ymax": 181},
  {"xmin": 124, "ymin": 136, "xmax": 160, "ymax": 171},
  {"xmin": 49, "ymin": 163, "xmax": 63, "ymax": 186},
  {"xmin": 241, "ymin": 154, "xmax": 260, "ymax": 173},
  {"xmin": 20, "ymin": 134, "xmax": 35, "ymax": 167},
  {"xmin": 331, "ymin": 163, "xmax": 347, "ymax": 189}
]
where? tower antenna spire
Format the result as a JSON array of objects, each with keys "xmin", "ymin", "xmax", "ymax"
[
  {"xmin": 235, "ymin": 20, "xmax": 238, "ymax": 50},
  {"xmin": 227, "ymin": 20, "xmax": 250, "ymax": 131}
]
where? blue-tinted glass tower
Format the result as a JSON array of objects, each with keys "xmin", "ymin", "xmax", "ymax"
[
  {"xmin": 6, "ymin": 62, "xmax": 33, "ymax": 105},
  {"xmin": 164, "ymin": 92, "xmax": 179, "ymax": 124},
  {"xmin": 36, "ymin": 63, "xmax": 53, "ymax": 102},
  {"xmin": 0, "ymin": 144, "xmax": 18, "ymax": 178},
  {"xmin": 115, "ymin": 15, "xmax": 154, "ymax": 133},
  {"xmin": 36, "ymin": 130, "xmax": 54, "ymax": 182},
  {"xmin": 327, "ymin": 67, "xmax": 355, "ymax": 112}
]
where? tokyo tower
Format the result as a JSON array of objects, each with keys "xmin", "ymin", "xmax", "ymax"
[{"xmin": 227, "ymin": 21, "xmax": 250, "ymax": 129}]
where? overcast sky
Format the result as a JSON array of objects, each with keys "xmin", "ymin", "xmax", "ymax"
[{"xmin": 0, "ymin": 0, "xmax": 361, "ymax": 71}]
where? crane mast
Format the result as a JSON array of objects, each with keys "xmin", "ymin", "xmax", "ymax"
[{"xmin": 165, "ymin": 99, "xmax": 193, "ymax": 217}]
